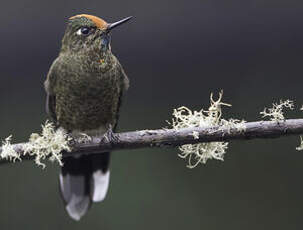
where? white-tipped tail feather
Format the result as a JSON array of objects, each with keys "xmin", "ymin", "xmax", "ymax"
[
  {"xmin": 59, "ymin": 153, "xmax": 111, "ymax": 220},
  {"xmin": 59, "ymin": 173, "xmax": 91, "ymax": 221},
  {"xmin": 92, "ymin": 170, "xmax": 110, "ymax": 202}
]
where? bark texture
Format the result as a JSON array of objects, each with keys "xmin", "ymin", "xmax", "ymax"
[{"xmin": 1, "ymin": 119, "xmax": 303, "ymax": 164}]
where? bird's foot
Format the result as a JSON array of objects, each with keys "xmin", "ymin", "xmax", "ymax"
[
  {"xmin": 77, "ymin": 133, "xmax": 93, "ymax": 144},
  {"xmin": 102, "ymin": 125, "xmax": 119, "ymax": 143}
]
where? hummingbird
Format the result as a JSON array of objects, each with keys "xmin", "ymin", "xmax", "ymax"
[{"xmin": 44, "ymin": 14, "xmax": 131, "ymax": 220}]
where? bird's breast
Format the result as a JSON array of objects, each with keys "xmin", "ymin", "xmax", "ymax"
[{"xmin": 55, "ymin": 66, "xmax": 121, "ymax": 132}]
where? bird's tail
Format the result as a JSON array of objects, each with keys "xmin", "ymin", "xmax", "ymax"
[{"xmin": 59, "ymin": 152, "xmax": 110, "ymax": 221}]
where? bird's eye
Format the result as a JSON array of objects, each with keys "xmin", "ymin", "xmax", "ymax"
[{"xmin": 76, "ymin": 27, "xmax": 91, "ymax": 36}]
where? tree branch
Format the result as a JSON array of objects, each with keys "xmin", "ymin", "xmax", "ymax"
[{"xmin": 1, "ymin": 118, "xmax": 303, "ymax": 164}]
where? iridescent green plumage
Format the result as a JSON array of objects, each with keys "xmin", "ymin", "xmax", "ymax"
[
  {"xmin": 44, "ymin": 15, "xmax": 130, "ymax": 221},
  {"xmin": 45, "ymin": 16, "xmax": 129, "ymax": 133}
]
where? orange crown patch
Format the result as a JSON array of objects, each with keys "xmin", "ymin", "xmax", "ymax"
[{"xmin": 69, "ymin": 14, "xmax": 108, "ymax": 30}]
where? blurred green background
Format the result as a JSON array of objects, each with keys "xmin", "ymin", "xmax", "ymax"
[{"xmin": 1, "ymin": 0, "xmax": 303, "ymax": 229}]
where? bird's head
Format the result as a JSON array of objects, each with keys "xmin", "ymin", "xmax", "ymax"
[{"xmin": 61, "ymin": 14, "xmax": 132, "ymax": 54}]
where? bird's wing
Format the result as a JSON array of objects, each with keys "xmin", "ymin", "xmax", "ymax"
[
  {"xmin": 45, "ymin": 94, "xmax": 57, "ymax": 122},
  {"xmin": 44, "ymin": 57, "xmax": 60, "ymax": 122},
  {"xmin": 119, "ymin": 61, "xmax": 130, "ymax": 93}
]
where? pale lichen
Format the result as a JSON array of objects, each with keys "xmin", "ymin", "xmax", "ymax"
[
  {"xmin": 0, "ymin": 121, "xmax": 74, "ymax": 168},
  {"xmin": 220, "ymin": 118, "xmax": 247, "ymax": 133},
  {"xmin": 260, "ymin": 100, "xmax": 294, "ymax": 121},
  {"xmin": 171, "ymin": 91, "xmax": 246, "ymax": 168},
  {"xmin": 191, "ymin": 131, "xmax": 199, "ymax": 140},
  {"xmin": 0, "ymin": 135, "xmax": 20, "ymax": 162},
  {"xmin": 22, "ymin": 121, "xmax": 72, "ymax": 168}
]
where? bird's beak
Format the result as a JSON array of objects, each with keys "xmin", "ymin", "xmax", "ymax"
[{"xmin": 106, "ymin": 16, "xmax": 133, "ymax": 32}]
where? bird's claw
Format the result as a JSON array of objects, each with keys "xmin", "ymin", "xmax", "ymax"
[{"xmin": 101, "ymin": 125, "xmax": 119, "ymax": 143}]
